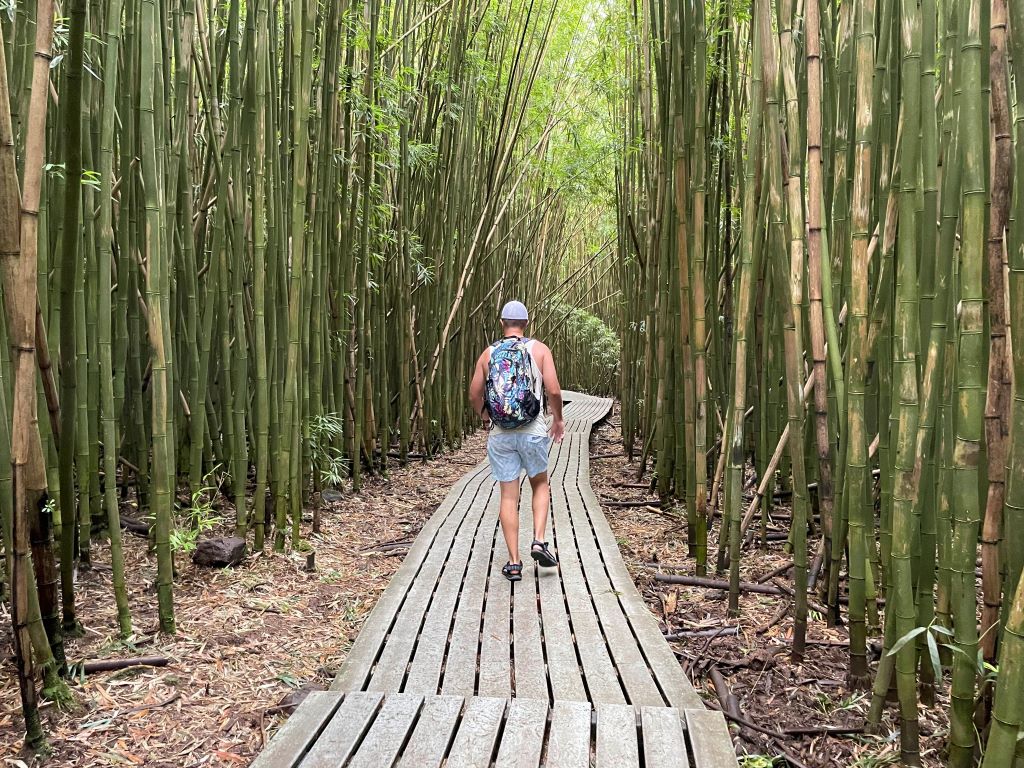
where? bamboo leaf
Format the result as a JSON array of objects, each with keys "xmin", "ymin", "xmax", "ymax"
[
  {"xmin": 926, "ymin": 631, "xmax": 943, "ymax": 686},
  {"xmin": 887, "ymin": 627, "xmax": 928, "ymax": 657}
]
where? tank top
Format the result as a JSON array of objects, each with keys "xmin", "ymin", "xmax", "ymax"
[{"xmin": 489, "ymin": 338, "xmax": 550, "ymax": 438}]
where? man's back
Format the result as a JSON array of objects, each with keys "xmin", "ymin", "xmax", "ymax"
[
  {"xmin": 484, "ymin": 337, "xmax": 552, "ymax": 436},
  {"xmin": 467, "ymin": 301, "xmax": 565, "ymax": 578}
]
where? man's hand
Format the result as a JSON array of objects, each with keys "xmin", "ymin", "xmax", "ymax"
[{"xmin": 549, "ymin": 418, "xmax": 565, "ymax": 443}]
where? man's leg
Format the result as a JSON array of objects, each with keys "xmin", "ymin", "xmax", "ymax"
[
  {"xmin": 529, "ymin": 472, "xmax": 550, "ymax": 542},
  {"xmin": 498, "ymin": 480, "xmax": 522, "ymax": 563}
]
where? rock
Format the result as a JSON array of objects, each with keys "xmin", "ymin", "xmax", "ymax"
[
  {"xmin": 272, "ymin": 683, "xmax": 326, "ymax": 715},
  {"xmin": 321, "ymin": 488, "xmax": 344, "ymax": 503},
  {"xmin": 192, "ymin": 536, "xmax": 247, "ymax": 568}
]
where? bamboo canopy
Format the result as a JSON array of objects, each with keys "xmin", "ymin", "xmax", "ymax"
[{"xmin": 1, "ymin": 0, "xmax": 1024, "ymax": 765}]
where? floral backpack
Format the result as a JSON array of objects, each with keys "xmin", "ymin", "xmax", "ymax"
[{"xmin": 484, "ymin": 337, "xmax": 541, "ymax": 429}]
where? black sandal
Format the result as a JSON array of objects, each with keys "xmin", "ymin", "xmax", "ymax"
[
  {"xmin": 502, "ymin": 561, "xmax": 523, "ymax": 582},
  {"xmin": 530, "ymin": 540, "xmax": 558, "ymax": 568}
]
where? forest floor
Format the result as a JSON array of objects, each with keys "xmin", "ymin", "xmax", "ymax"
[
  {"xmin": 0, "ymin": 431, "xmax": 487, "ymax": 767},
  {"xmin": 590, "ymin": 407, "xmax": 950, "ymax": 768},
  {"xmin": 1, "ymin": 407, "xmax": 954, "ymax": 768}
]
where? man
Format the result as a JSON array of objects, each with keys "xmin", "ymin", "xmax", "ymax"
[{"xmin": 469, "ymin": 300, "xmax": 565, "ymax": 582}]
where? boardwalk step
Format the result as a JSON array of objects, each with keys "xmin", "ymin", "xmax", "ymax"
[{"xmin": 253, "ymin": 692, "xmax": 737, "ymax": 768}]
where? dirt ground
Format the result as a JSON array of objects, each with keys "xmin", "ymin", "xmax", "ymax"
[
  {"xmin": 2, "ymin": 404, "xmax": 952, "ymax": 767},
  {"xmin": 588, "ymin": 407, "xmax": 949, "ymax": 768},
  {"xmin": 0, "ymin": 431, "xmax": 486, "ymax": 767}
]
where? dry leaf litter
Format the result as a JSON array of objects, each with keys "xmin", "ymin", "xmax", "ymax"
[
  {"xmin": 0, "ymin": 431, "xmax": 485, "ymax": 767},
  {"xmin": 590, "ymin": 405, "xmax": 949, "ymax": 768}
]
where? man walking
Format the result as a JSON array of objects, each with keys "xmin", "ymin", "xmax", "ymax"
[{"xmin": 469, "ymin": 301, "xmax": 565, "ymax": 582}]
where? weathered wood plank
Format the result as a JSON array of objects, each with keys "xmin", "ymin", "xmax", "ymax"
[
  {"xmin": 575, "ymin": 438, "xmax": 703, "ymax": 710},
  {"xmin": 534, "ymin": 439, "xmax": 588, "ymax": 702},
  {"xmin": 595, "ymin": 703, "xmax": 640, "ymax": 768},
  {"xmin": 513, "ymin": 482, "xmax": 549, "ymax": 701},
  {"xmin": 494, "ymin": 697, "xmax": 549, "ymax": 768},
  {"xmin": 444, "ymin": 696, "xmax": 508, "ymax": 768},
  {"xmin": 562, "ymin": 435, "xmax": 665, "ymax": 706},
  {"xmin": 251, "ymin": 692, "xmax": 343, "ymax": 768},
  {"xmin": 405, "ymin": 482, "xmax": 496, "ymax": 695},
  {"xmin": 549, "ymin": 441, "xmax": 625, "ymax": 704},
  {"xmin": 347, "ymin": 694, "xmax": 423, "ymax": 768},
  {"xmin": 641, "ymin": 706, "xmax": 690, "ymax": 768},
  {"xmin": 368, "ymin": 477, "xmax": 492, "ymax": 692},
  {"xmin": 299, "ymin": 691, "xmax": 384, "ymax": 768},
  {"xmin": 546, "ymin": 700, "xmax": 592, "ymax": 768},
  {"xmin": 334, "ymin": 466, "xmax": 491, "ymax": 692},
  {"xmin": 477, "ymin": 517, "xmax": 513, "ymax": 697},
  {"xmin": 685, "ymin": 710, "xmax": 738, "ymax": 768},
  {"xmin": 395, "ymin": 695, "xmax": 465, "ymax": 768},
  {"xmin": 440, "ymin": 489, "xmax": 498, "ymax": 696}
]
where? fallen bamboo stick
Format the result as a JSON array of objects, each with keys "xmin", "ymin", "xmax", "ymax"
[
  {"xmin": 755, "ymin": 561, "xmax": 794, "ymax": 583},
  {"xmin": 755, "ymin": 601, "xmax": 791, "ymax": 635},
  {"xmin": 770, "ymin": 578, "xmax": 830, "ymax": 616},
  {"xmin": 709, "ymin": 667, "xmax": 744, "ymax": 733},
  {"xmin": 665, "ymin": 626, "xmax": 740, "ymax": 640},
  {"xmin": 79, "ymin": 656, "xmax": 170, "ymax": 674},
  {"xmin": 649, "ymin": 571, "xmax": 785, "ymax": 596},
  {"xmin": 602, "ymin": 499, "xmax": 661, "ymax": 508}
]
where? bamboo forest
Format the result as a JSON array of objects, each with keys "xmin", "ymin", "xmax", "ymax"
[{"xmin": 1, "ymin": 0, "xmax": 1024, "ymax": 765}]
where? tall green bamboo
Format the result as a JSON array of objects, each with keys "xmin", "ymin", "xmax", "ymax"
[
  {"xmin": 97, "ymin": 0, "xmax": 130, "ymax": 637},
  {"xmin": 885, "ymin": 0, "xmax": 923, "ymax": 759},
  {"xmin": 725, "ymin": 0, "xmax": 764, "ymax": 617},
  {"xmin": 985, "ymin": 25, "xmax": 1024, "ymax": 766},
  {"xmin": 56, "ymin": 0, "xmax": 88, "ymax": 633},
  {"xmin": 947, "ymin": 0, "xmax": 988, "ymax": 761},
  {"xmin": 139, "ymin": 0, "xmax": 175, "ymax": 635},
  {"xmin": 843, "ymin": 0, "xmax": 876, "ymax": 689}
]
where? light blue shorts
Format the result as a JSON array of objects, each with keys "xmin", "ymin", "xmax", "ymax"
[{"xmin": 487, "ymin": 432, "xmax": 551, "ymax": 482}]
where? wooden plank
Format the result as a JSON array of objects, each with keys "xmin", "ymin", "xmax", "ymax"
[
  {"xmin": 548, "ymin": 439, "xmax": 625, "ymax": 704},
  {"xmin": 368, "ymin": 477, "xmax": 493, "ymax": 692},
  {"xmin": 537, "ymin": 440, "xmax": 588, "ymax": 702},
  {"xmin": 546, "ymin": 700, "xmax": 592, "ymax": 768},
  {"xmin": 595, "ymin": 703, "xmax": 640, "ymax": 768},
  {"xmin": 574, "ymin": 442, "xmax": 704, "ymax": 710},
  {"xmin": 334, "ymin": 466, "xmax": 491, "ymax": 691},
  {"xmin": 405, "ymin": 482, "xmax": 497, "ymax": 695},
  {"xmin": 561, "ymin": 392, "xmax": 609, "ymax": 427},
  {"xmin": 395, "ymin": 695, "xmax": 465, "ymax": 768},
  {"xmin": 537, "ymin": 576, "xmax": 588, "ymax": 700},
  {"xmin": 347, "ymin": 694, "xmax": 423, "ymax": 768},
  {"xmin": 512, "ymin": 482, "xmax": 548, "ymax": 701},
  {"xmin": 561, "ymin": 436, "xmax": 665, "ymax": 707},
  {"xmin": 251, "ymin": 692, "xmax": 343, "ymax": 768},
  {"xmin": 299, "ymin": 691, "xmax": 384, "ymax": 768},
  {"xmin": 641, "ymin": 707, "xmax": 689, "ymax": 768},
  {"xmin": 685, "ymin": 710, "xmax": 738, "ymax": 768},
  {"xmin": 493, "ymin": 697, "xmax": 549, "ymax": 768},
  {"xmin": 444, "ymin": 696, "xmax": 508, "ymax": 768},
  {"xmin": 440, "ymin": 488, "xmax": 498, "ymax": 696},
  {"xmin": 477, "ymin": 515, "xmax": 513, "ymax": 697}
]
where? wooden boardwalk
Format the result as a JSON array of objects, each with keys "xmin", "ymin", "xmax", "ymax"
[{"xmin": 254, "ymin": 393, "xmax": 737, "ymax": 767}]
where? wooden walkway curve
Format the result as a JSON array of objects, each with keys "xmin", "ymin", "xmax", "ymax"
[{"xmin": 254, "ymin": 393, "xmax": 737, "ymax": 768}]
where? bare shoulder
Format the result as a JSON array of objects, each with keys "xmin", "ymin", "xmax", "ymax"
[
  {"xmin": 477, "ymin": 348, "xmax": 491, "ymax": 368},
  {"xmin": 530, "ymin": 340, "xmax": 555, "ymax": 368}
]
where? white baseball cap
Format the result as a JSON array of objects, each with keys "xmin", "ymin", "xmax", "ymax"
[{"xmin": 500, "ymin": 300, "xmax": 529, "ymax": 322}]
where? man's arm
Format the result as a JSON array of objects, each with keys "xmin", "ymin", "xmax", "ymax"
[
  {"xmin": 539, "ymin": 345, "xmax": 564, "ymax": 442},
  {"xmin": 468, "ymin": 351, "xmax": 490, "ymax": 424}
]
